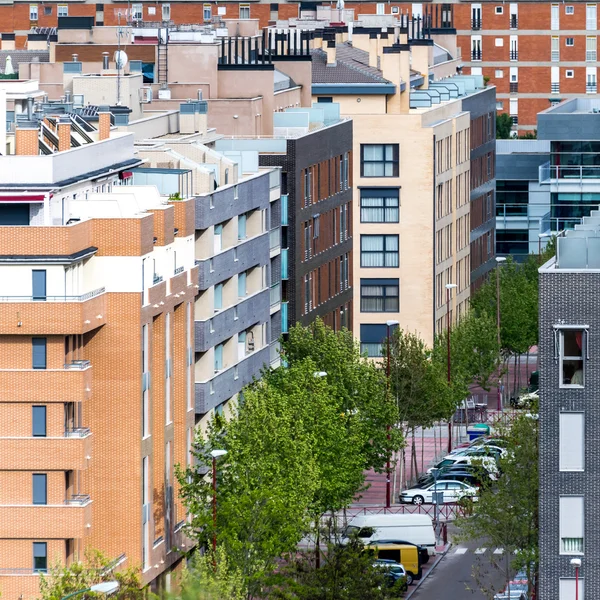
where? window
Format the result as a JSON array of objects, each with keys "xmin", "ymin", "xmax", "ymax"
[
  {"xmin": 495, "ymin": 38, "xmax": 504, "ymax": 47},
  {"xmin": 29, "ymin": 4, "xmax": 38, "ymax": 19},
  {"xmin": 586, "ymin": 36, "xmax": 597, "ymax": 61},
  {"xmin": 238, "ymin": 213, "xmax": 247, "ymax": 240},
  {"xmin": 551, "ymin": 36, "xmax": 560, "ymax": 61},
  {"xmin": 566, "ymin": 37, "xmax": 575, "ymax": 46},
  {"xmin": 44, "ymin": 6, "xmax": 51, "ymax": 15},
  {"xmin": 132, "ymin": 3, "xmax": 143, "ymax": 19},
  {"xmin": 560, "ymin": 496, "xmax": 584, "ymax": 554},
  {"xmin": 203, "ymin": 3, "xmax": 211, "ymax": 20},
  {"xmin": 214, "ymin": 344, "xmax": 223, "ymax": 372},
  {"xmin": 360, "ymin": 235, "xmax": 399, "ymax": 268},
  {"xmin": 551, "ymin": 3, "xmax": 560, "ymax": 29},
  {"xmin": 360, "ymin": 144, "xmax": 399, "ymax": 177},
  {"xmin": 32, "ymin": 270, "xmax": 46, "ymax": 301},
  {"xmin": 214, "ymin": 224, "xmax": 223, "ymax": 253},
  {"xmin": 559, "ymin": 579, "xmax": 584, "ymax": 600},
  {"xmin": 32, "ymin": 406, "xmax": 46, "ymax": 437},
  {"xmin": 142, "ymin": 324, "xmax": 149, "ymax": 438},
  {"xmin": 495, "ymin": 5, "xmax": 503, "ymax": 13},
  {"xmin": 360, "ymin": 279, "xmax": 399, "ymax": 312},
  {"xmin": 317, "ymin": 96, "xmax": 333, "ymax": 103},
  {"xmin": 58, "ymin": 4, "xmax": 68, "ymax": 16},
  {"xmin": 566, "ymin": 69, "xmax": 575, "ymax": 78},
  {"xmin": 560, "ymin": 413, "xmax": 584, "ymax": 471},
  {"xmin": 376, "ymin": 2, "xmax": 385, "ymax": 14},
  {"xmin": 566, "ymin": 5, "xmax": 575, "ymax": 13},
  {"xmin": 33, "ymin": 542, "xmax": 47, "ymax": 573},
  {"xmin": 471, "ymin": 35, "xmax": 482, "ymax": 60},
  {"xmin": 560, "ymin": 329, "xmax": 585, "ymax": 387},
  {"xmin": 238, "ymin": 331, "xmax": 246, "ymax": 360},
  {"xmin": 239, "ymin": 3, "xmax": 250, "ymax": 18},
  {"xmin": 162, "ymin": 3, "xmax": 170, "ymax": 20},
  {"xmin": 238, "ymin": 272, "xmax": 247, "ymax": 297},
  {"xmin": 214, "ymin": 284, "xmax": 223, "ymax": 311},
  {"xmin": 32, "ymin": 474, "xmax": 47, "ymax": 505},
  {"xmin": 587, "ymin": 3, "xmax": 597, "ymax": 29},
  {"xmin": 495, "ymin": 69, "xmax": 504, "ymax": 78},
  {"xmin": 32, "ymin": 338, "xmax": 46, "ymax": 370},
  {"xmin": 360, "ymin": 189, "xmax": 399, "ymax": 223},
  {"xmin": 360, "ymin": 324, "xmax": 387, "ymax": 357}
]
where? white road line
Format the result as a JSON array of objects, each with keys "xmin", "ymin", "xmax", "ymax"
[
  {"xmin": 493, "ymin": 548, "xmax": 505, "ymax": 555},
  {"xmin": 474, "ymin": 547, "xmax": 487, "ymax": 555},
  {"xmin": 454, "ymin": 547, "xmax": 468, "ymax": 555}
]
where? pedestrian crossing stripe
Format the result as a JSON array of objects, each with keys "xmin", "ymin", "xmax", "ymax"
[
  {"xmin": 454, "ymin": 547, "xmax": 468, "ymax": 555},
  {"xmin": 493, "ymin": 548, "xmax": 504, "ymax": 555},
  {"xmin": 474, "ymin": 547, "xmax": 487, "ymax": 554}
]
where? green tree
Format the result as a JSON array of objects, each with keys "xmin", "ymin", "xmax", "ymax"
[
  {"xmin": 262, "ymin": 537, "xmax": 406, "ymax": 600},
  {"xmin": 496, "ymin": 113, "xmax": 513, "ymax": 139},
  {"xmin": 39, "ymin": 549, "xmax": 144, "ymax": 600},
  {"xmin": 455, "ymin": 412, "xmax": 539, "ymax": 599}
]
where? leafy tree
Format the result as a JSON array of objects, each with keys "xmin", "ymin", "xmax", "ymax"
[
  {"xmin": 496, "ymin": 113, "xmax": 513, "ymax": 139},
  {"xmin": 455, "ymin": 412, "xmax": 539, "ymax": 599},
  {"xmin": 261, "ymin": 537, "xmax": 406, "ymax": 600},
  {"xmin": 39, "ymin": 548, "xmax": 144, "ymax": 600}
]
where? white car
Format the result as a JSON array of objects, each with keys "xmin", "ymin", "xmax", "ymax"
[
  {"xmin": 400, "ymin": 479, "xmax": 479, "ymax": 505},
  {"xmin": 427, "ymin": 455, "xmax": 499, "ymax": 478}
]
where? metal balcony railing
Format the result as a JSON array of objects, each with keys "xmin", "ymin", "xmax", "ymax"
[
  {"xmin": 153, "ymin": 274, "xmax": 163, "ymax": 285},
  {"xmin": 511, "ymin": 115, "xmax": 518, "ymax": 125},
  {"xmin": 471, "ymin": 18, "xmax": 481, "ymax": 29},
  {"xmin": 471, "ymin": 49, "xmax": 482, "ymax": 61},
  {"xmin": 174, "ymin": 265, "xmax": 184, "ymax": 275},
  {"xmin": 65, "ymin": 494, "xmax": 91, "ymax": 505},
  {"xmin": 0, "ymin": 287, "xmax": 105, "ymax": 302},
  {"xmin": 587, "ymin": 51, "xmax": 597, "ymax": 61},
  {"xmin": 551, "ymin": 50, "xmax": 560, "ymax": 61},
  {"xmin": 280, "ymin": 194, "xmax": 288, "ymax": 226},
  {"xmin": 510, "ymin": 82, "xmax": 518, "ymax": 93},
  {"xmin": 64, "ymin": 427, "xmax": 91, "ymax": 438},
  {"xmin": 540, "ymin": 161, "xmax": 600, "ymax": 183},
  {"xmin": 510, "ymin": 50, "xmax": 519, "ymax": 60},
  {"xmin": 551, "ymin": 82, "xmax": 560, "ymax": 93},
  {"xmin": 510, "ymin": 16, "xmax": 518, "ymax": 28},
  {"xmin": 64, "ymin": 359, "xmax": 91, "ymax": 370},
  {"xmin": 587, "ymin": 83, "xmax": 597, "ymax": 93}
]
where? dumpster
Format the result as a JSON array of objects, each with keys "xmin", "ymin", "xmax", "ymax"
[{"xmin": 467, "ymin": 423, "xmax": 490, "ymax": 442}]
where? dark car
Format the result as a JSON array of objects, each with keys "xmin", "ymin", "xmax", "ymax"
[{"xmin": 418, "ymin": 464, "xmax": 486, "ymax": 486}]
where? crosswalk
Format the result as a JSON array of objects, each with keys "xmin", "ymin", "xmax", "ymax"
[{"xmin": 453, "ymin": 546, "xmax": 519, "ymax": 556}]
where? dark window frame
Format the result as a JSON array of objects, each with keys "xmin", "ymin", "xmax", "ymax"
[
  {"xmin": 360, "ymin": 188, "xmax": 400, "ymax": 223},
  {"xmin": 33, "ymin": 542, "xmax": 47, "ymax": 573},
  {"xmin": 32, "ymin": 405, "xmax": 46, "ymax": 437},
  {"xmin": 360, "ymin": 234, "xmax": 399, "ymax": 268},
  {"xmin": 360, "ymin": 278, "xmax": 399, "ymax": 312},
  {"xmin": 32, "ymin": 337, "xmax": 47, "ymax": 370},
  {"xmin": 32, "ymin": 473, "xmax": 47, "ymax": 505},
  {"xmin": 360, "ymin": 144, "xmax": 399, "ymax": 178}
]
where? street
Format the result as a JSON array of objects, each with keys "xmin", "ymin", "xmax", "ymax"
[{"xmin": 410, "ymin": 532, "xmax": 509, "ymax": 600}]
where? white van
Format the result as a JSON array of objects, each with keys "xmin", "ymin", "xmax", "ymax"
[{"xmin": 344, "ymin": 514, "xmax": 436, "ymax": 555}]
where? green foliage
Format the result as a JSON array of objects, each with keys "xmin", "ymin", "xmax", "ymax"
[
  {"xmin": 262, "ymin": 538, "xmax": 406, "ymax": 600},
  {"xmin": 168, "ymin": 192, "xmax": 183, "ymax": 201},
  {"xmin": 520, "ymin": 130, "xmax": 537, "ymax": 139},
  {"xmin": 496, "ymin": 113, "xmax": 514, "ymax": 139},
  {"xmin": 39, "ymin": 549, "xmax": 143, "ymax": 600},
  {"xmin": 455, "ymin": 413, "xmax": 539, "ymax": 598}
]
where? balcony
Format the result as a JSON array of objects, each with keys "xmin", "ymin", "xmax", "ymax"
[
  {"xmin": 0, "ymin": 496, "xmax": 92, "ymax": 538},
  {"xmin": 551, "ymin": 82, "xmax": 560, "ymax": 93},
  {"xmin": 471, "ymin": 49, "xmax": 482, "ymax": 61},
  {"xmin": 510, "ymin": 50, "xmax": 518, "ymax": 61},
  {"xmin": 587, "ymin": 51, "xmax": 597, "ymax": 62},
  {"xmin": 471, "ymin": 18, "xmax": 481, "ymax": 29},
  {"xmin": 510, "ymin": 16, "xmax": 518, "ymax": 29},
  {"xmin": 540, "ymin": 161, "xmax": 600, "ymax": 184},
  {"xmin": 269, "ymin": 228, "xmax": 281, "ymax": 258},
  {"xmin": 0, "ymin": 288, "xmax": 106, "ymax": 335},
  {"xmin": 587, "ymin": 83, "xmax": 597, "ymax": 93},
  {"xmin": 281, "ymin": 301, "xmax": 289, "ymax": 334},
  {"xmin": 281, "ymin": 248, "xmax": 288, "ymax": 280},
  {"xmin": 0, "ymin": 363, "xmax": 92, "ymax": 403},
  {"xmin": 281, "ymin": 194, "xmax": 288, "ymax": 226},
  {"xmin": 510, "ymin": 82, "xmax": 518, "ymax": 93},
  {"xmin": 270, "ymin": 283, "xmax": 281, "ymax": 312},
  {"xmin": 0, "ymin": 430, "xmax": 92, "ymax": 470}
]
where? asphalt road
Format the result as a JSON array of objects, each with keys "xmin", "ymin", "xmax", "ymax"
[{"xmin": 410, "ymin": 533, "xmax": 510, "ymax": 600}]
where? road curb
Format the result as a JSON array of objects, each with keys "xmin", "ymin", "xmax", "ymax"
[{"xmin": 404, "ymin": 543, "xmax": 452, "ymax": 600}]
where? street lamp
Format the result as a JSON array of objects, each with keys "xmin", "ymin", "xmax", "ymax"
[
  {"xmin": 495, "ymin": 257, "xmax": 506, "ymax": 412},
  {"xmin": 61, "ymin": 582, "xmax": 120, "ymax": 600},
  {"xmin": 210, "ymin": 449, "xmax": 228, "ymax": 561},
  {"xmin": 538, "ymin": 232, "xmax": 552, "ymax": 262},
  {"xmin": 385, "ymin": 320, "xmax": 399, "ymax": 510},
  {"xmin": 445, "ymin": 283, "xmax": 457, "ymax": 454},
  {"xmin": 571, "ymin": 558, "xmax": 581, "ymax": 600}
]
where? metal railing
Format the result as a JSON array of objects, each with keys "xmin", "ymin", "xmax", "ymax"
[
  {"xmin": 539, "ymin": 161, "xmax": 600, "ymax": 183},
  {"xmin": 174, "ymin": 265, "xmax": 184, "ymax": 275},
  {"xmin": 510, "ymin": 50, "xmax": 518, "ymax": 61},
  {"xmin": 64, "ymin": 359, "xmax": 91, "ymax": 370},
  {"xmin": 471, "ymin": 49, "xmax": 482, "ymax": 61},
  {"xmin": 270, "ymin": 283, "xmax": 281, "ymax": 307},
  {"xmin": 153, "ymin": 274, "xmax": 164, "ymax": 285},
  {"xmin": 471, "ymin": 18, "xmax": 481, "ymax": 29},
  {"xmin": 65, "ymin": 494, "xmax": 91, "ymax": 505},
  {"xmin": 587, "ymin": 83, "xmax": 597, "ymax": 93},
  {"xmin": 344, "ymin": 503, "xmax": 469, "ymax": 522},
  {"xmin": 64, "ymin": 427, "xmax": 91, "ymax": 438},
  {"xmin": 510, "ymin": 82, "xmax": 518, "ymax": 93},
  {"xmin": 587, "ymin": 51, "xmax": 597, "ymax": 61},
  {"xmin": 510, "ymin": 16, "xmax": 518, "ymax": 28},
  {"xmin": 551, "ymin": 82, "xmax": 560, "ymax": 93},
  {"xmin": 551, "ymin": 50, "xmax": 560, "ymax": 61},
  {"xmin": 0, "ymin": 287, "xmax": 105, "ymax": 302}
]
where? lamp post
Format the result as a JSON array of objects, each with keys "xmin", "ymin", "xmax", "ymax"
[
  {"xmin": 538, "ymin": 232, "xmax": 552, "ymax": 262},
  {"xmin": 385, "ymin": 320, "xmax": 399, "ymax": 509},
  {"xmin": 571, "ymin": 558, "xmax": 582, "ymax": 600},
  {"xmin": 445, "ymin": 283, "xmax": 457, "ymax": 454},
  {"xmin": 61, "ymin": 582, "xmax": 120, "ymax": 600},
  {"xmin": 210, "ymin": 449, "xmax": 228, "ymax": 562},
  {"xmin": 495, "ymin": 256, "xmax": 506, "ymax": 412}
]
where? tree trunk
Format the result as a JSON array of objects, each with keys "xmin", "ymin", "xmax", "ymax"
[
  {"xmin": 512, "ymin": 353, "xmax": 518, "ymax": 400},
  {"xmin": 421, "ymin": 427, "xmax": 425, "ymax": 473},
  {"xmin": 411, "ymin": 427, "xmax": 418, "ymax": 483}
]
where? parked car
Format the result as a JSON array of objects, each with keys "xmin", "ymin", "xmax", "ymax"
[
  {"xmin": 450, "ymin": 445, "xmax": 507, "ymax": 460},
  {"xmin": 400, "ymin": 479, "xmax": 478, "ymax": 505},
  {"xmin": 370, "ymin": 539, "xmax": 430, "ymax": 565},
  {"xmin": 373, "ymin": 558, "xmax": 408, "ymax": 588},
  {"xmin": 367, "ymin": 543, "xmax": 421, "ymax": 584},
  {"xmin": 427, "ymin": 455, "xmax": 499, "ymax": 478},
  {"xmin": 417, "ymin": 470, "xmax": 482, "ymax": 489},
  {"xmin": 450, "ymin": 437, "xmax": 508, "ymax": 454},
  {"xmin": 419, "ymin": 463, "xmax": 489, "ymax": 485}
]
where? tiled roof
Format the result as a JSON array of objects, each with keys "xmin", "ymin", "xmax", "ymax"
[
  {"xmin": 311, "ymin": 43, "xmax": 391, "ymax": 85},
  {"xmin": 0, "ymin": 50, "xmax": 49, "ymax": 72}
]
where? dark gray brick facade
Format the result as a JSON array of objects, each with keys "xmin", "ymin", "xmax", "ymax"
[{"xmin": 539, "ymin": 269, "xmax": 600, "ymax": 599}]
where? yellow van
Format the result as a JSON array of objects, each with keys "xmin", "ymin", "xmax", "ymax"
[{"xmin": 367, "ymin": 543, "xmax": 422, "ymax": 585}]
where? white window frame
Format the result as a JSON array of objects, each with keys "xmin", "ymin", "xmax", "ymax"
[
  {"xmin": 57, "ymin": 4, "xmax": 68, "ymax": 16},
  {"xmin": 586, "ymin": 36, "xmax": 597, "ymax": 61},
  {"xmin": 556, "ymin": 327, "xmax": 587, "ymax": 388},
  {"xmin": 587, "ymin": 66, "xmax": 597, "ymax": 92},
  {"xmin": 239, "ymin": 3, "xmax": 250, "ymax": 19},
  {"xmin": 566, "ymin": 37, "xmax": 575, "ymax": 46},
  {"xmin": 495, "ymin": 69, "xmax": 504, "ymax": 78},
  {"xmin": 559, "ymin": 496, "xmax": 584, "ymax": 555},
  {"xmin": 551, "ymin": 3, "xmax": 560, "ymax": 29},
  {"xmin": 559, "ymin": 412, "xmax": 584, "ymax": 471},
  {"xmin": 586, "ymin": 3, "xmax": 597, "ymax": 29},
  {"xmin": 162, "ymin": 3, "xmax": 171, "ymax": 20},
  {"xmin": 203, "ymin": 3, "xmax": 211, "ymax": 20},
  {"xmin": 29, "ymin": 4, "xmax": 38, "ymax": 20},
  {"xmin": 132, "ymin": 3, "xmax": 143, "ymax": 19},
  {"xmin": 495, "ymin": 5, "xmax": 503, "ymax": 14},
  {"xmin": 566, "ymin": 5, "xmax": 575, "ymax": 14},
  {"xmin": 552, "ymin": 36, "xmax": 560, "ymax": 61},
  {"xmin": 566, "ymin": 69, "xmax": 575, "ymax": 78},
  {"xmin": 376, "ymin": 2, "xmax": 385, "ymax": 14}
]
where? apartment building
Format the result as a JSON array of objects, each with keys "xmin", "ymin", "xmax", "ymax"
[
  {"xmin": 0, "ymin": 107, "xmax": 197, "ymax": 598},
  {"xmin": 537, "ymin": 222, "xmax": 600, "ymax": 600}
]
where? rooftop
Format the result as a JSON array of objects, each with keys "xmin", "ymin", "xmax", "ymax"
[
  {"xmin": 311, "ymin": 44, "xmax": 391, "ymax": 85},
  {"xmin": 539, "ymin": 98, "xmax": 600, "ymax": 115}
]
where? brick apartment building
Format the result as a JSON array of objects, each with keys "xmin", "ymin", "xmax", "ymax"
[{"xmin": 0, "ymin": 107, "xmax": 197, "ymax": 598}]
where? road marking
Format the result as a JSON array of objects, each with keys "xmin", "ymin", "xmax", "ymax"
[
  {"xmin": 474, "ymin": 547, "xmax": 487, "ymax": 554},
  {"xmin": 454, "ymin": 547, "xmax": 468, "ymax": 555},
  {"xmin": 494, "ymin": 548, "xmax": 505, "ymax": 555}
]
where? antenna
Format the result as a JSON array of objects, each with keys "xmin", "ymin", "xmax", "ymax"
[{"xmin": 115, "ymin": 13, "xmax": 128, "ymax": 106}]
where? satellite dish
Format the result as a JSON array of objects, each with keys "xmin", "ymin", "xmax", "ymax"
[{"xmin": 114, "ymin": 50, "xmax": 128, "ymax": 69}]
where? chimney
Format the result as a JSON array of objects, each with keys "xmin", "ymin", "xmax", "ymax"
[
  {"xmin": 179, "ymin": 101, "xmax": 196, "ymax": 134},
  {"xmin": 326, "ymin": 40, "xmax": 336, "ymax": 66},
  {"xmin": 196, "ymin": 100, "xmax": 208, "ymax": 135},
  {"xmin": 16, "ymin": 124, "xmax": 39, "ymax": 156},
  {"xmin": 102, "ymin": 52, "xmax": 109, "ymax": 70},
  {"xmin": 411, "ymin": 44, "xmax": 430, "ymax": 89},
  {"xmin": 72, "ymin": 53, "xmax": 78, "ymax": 62},
  {"xmin": 98, "ymin": 106, "xmax": 111, "ymax": 141},
  {"xmin": 27, "ymin": 96, "xmax": 34, "ymax": 120},
  {"xmin": 313, "ymin": 30, "xmax": 323, "ymax": 50},
  {"xmin": 58, "ymin": 116, "xmax": 71, "ymax": 152},
  {"xmin": 368, "ymin": 32, "xmax": 378, "ymax": 68},
  {"xmin": 381, "ymin": 44, "xmax": 411, "ymax": 114}
]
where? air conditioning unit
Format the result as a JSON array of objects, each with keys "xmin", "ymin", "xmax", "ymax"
[{"xmin": 139, "ymin": 86, "xmax": 153, "ymax": 104}]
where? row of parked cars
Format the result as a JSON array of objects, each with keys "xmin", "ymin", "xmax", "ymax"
[{"xmin": 400, "ymin": 436, "xmax": 508, "ymax": 505}]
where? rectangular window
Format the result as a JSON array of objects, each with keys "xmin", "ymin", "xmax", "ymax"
[
  {"xmin": 32, "ymin": 338, "xmax": 46, "ymax": 370},
  {"xmin": 360, "ymin": 188, "xmax": 399, "ymax": 223},
  {"xmin": 33, "ymin": 542, "xmax": 47, "ymax": 573},
  {"xmin": 214, "ymin": 344, "xmax": 223, "ymax": 372},
  {"xmin": 560, "ymin": 413, "xmax": 584, "ymax": 471},
  {"xmin": 360, "ymin": 323, "xmax": 387, "ymax": 357},
  {"xmin": 566, "ymin": 37, "xmax": 575, "ymax": 46},
  {"xmin": 560, "ymin": 329, "xmax": 585, "ymax": 387},
  {"xmin": 560, "ymin": 496, "xmax": 584, "ymax": 554},
  {"xmin": 552, "ymin": 36, "xmax": 560, "ymax": 61},
  {"xmin": 132, "ymin": 3, "xmax": 143, "ymax": 19},
  {"xmin": 29, "ymin": 4, "xmax": 38, "ymax": 20},
  {"xmin": 165, "ymin": 312, "xmax": 171, "ymax": 425},
  {"xmin": 203, "ymin": 3, "xmax": 211, "ymax": 20},
  {"xmin": 551, "ymin": 3, "xmax": 560, "ymax": 29},
  {"xmin": 214, "ymin": 283, "xmax": 223, "ymax": 311},
  {"xmin": 162, "ymin": 3, "xmax": 170, "ymax": 20},
  {"xmin": 142, "ymin": 324, "xmax": 150, "ymax": 438},
  {"xmin": 559, "ymin": 579, "xmax": 584, "ymax": 600},
  {"xmin": 360, "ymin": 279, "xmax": 399, "ymax": 312},
  {"xmin": 240, "ymin": 3, "xmax": 250, "ymax": 18},
  {"xmin": 32, "ymin": 406, "xmax": 46, "ymax": 437},
  {"xmin": 376, "ymin": 2, "xmax": 385, "ymax": 14},
  {"xmin": 238, "ymin": 213, "xmax": 247, "ymax": 240},
  {"xmin": 495, "ymin": 5, "xmax": 503, "ymax": 13},
  {"xmin": 214, "ymin": 224, "xmax": 223, "ymax": 254},
  {"xmin": 238, "ymin": 272, "xmax": 247, "ymax": 297},
  {"xmin": 360, "ymin": 235, "xmax": 399, "ymax": 268},
  {"xmin": 32, "ymin": 473, "xmax": 47, "ymax": 505},
  {"xmin": 587, "ymin": 3, "xmax": 597, "ymax": 29},
  {"xmin": 44, "ymin": 5, "xmax": 51, "ymax": 15},
  {"xmin": 586, "ymin": 36, "xmax": 597, "ymax": 61},
  {"xmin": 58, "ymin": 4, "xmax": 68, "ymax": 16},
  {"xmin": 566, "ymin": 69, "xmax": 575, "ymax": 78},
  {"xmin": 566, "ymin": 5, "xmax": 575, "ymax": 13},
  {"xmin": 360, "ymin": 144, "xmax": 399, "ymax": 177}
]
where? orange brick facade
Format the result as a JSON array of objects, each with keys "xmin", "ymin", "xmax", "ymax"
[{"xmin": 0, "ymin": 198, "xmax": 197, "ymax": 599}]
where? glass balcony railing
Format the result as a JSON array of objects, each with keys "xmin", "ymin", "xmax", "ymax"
[
  {"xmin": 281, "ymin": 194, "xmax": 288, "ymax": 226},
  {"xmin": 281, "ymin": 301, "xmax": 289, "ymax": 334},
  {"xmin": 270, "ymin": 283, "xmax": 281, "ymax": 307},
  {"xmin": 281, "ymin": 248, "xmax": 288, "ymax": 280}
]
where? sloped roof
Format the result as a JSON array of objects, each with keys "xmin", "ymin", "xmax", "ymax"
[{"xmin": 0, "ymin": 50, "xmax": 49, "ymax": 73}]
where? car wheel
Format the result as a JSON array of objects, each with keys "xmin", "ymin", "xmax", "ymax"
[
  {"xmin": 406, "ymin": 573, "xmax": 414, "ymax": 586},
  {"xmin": 412, "ymin": 495, "xmax": 425, "ymax": 505}
]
